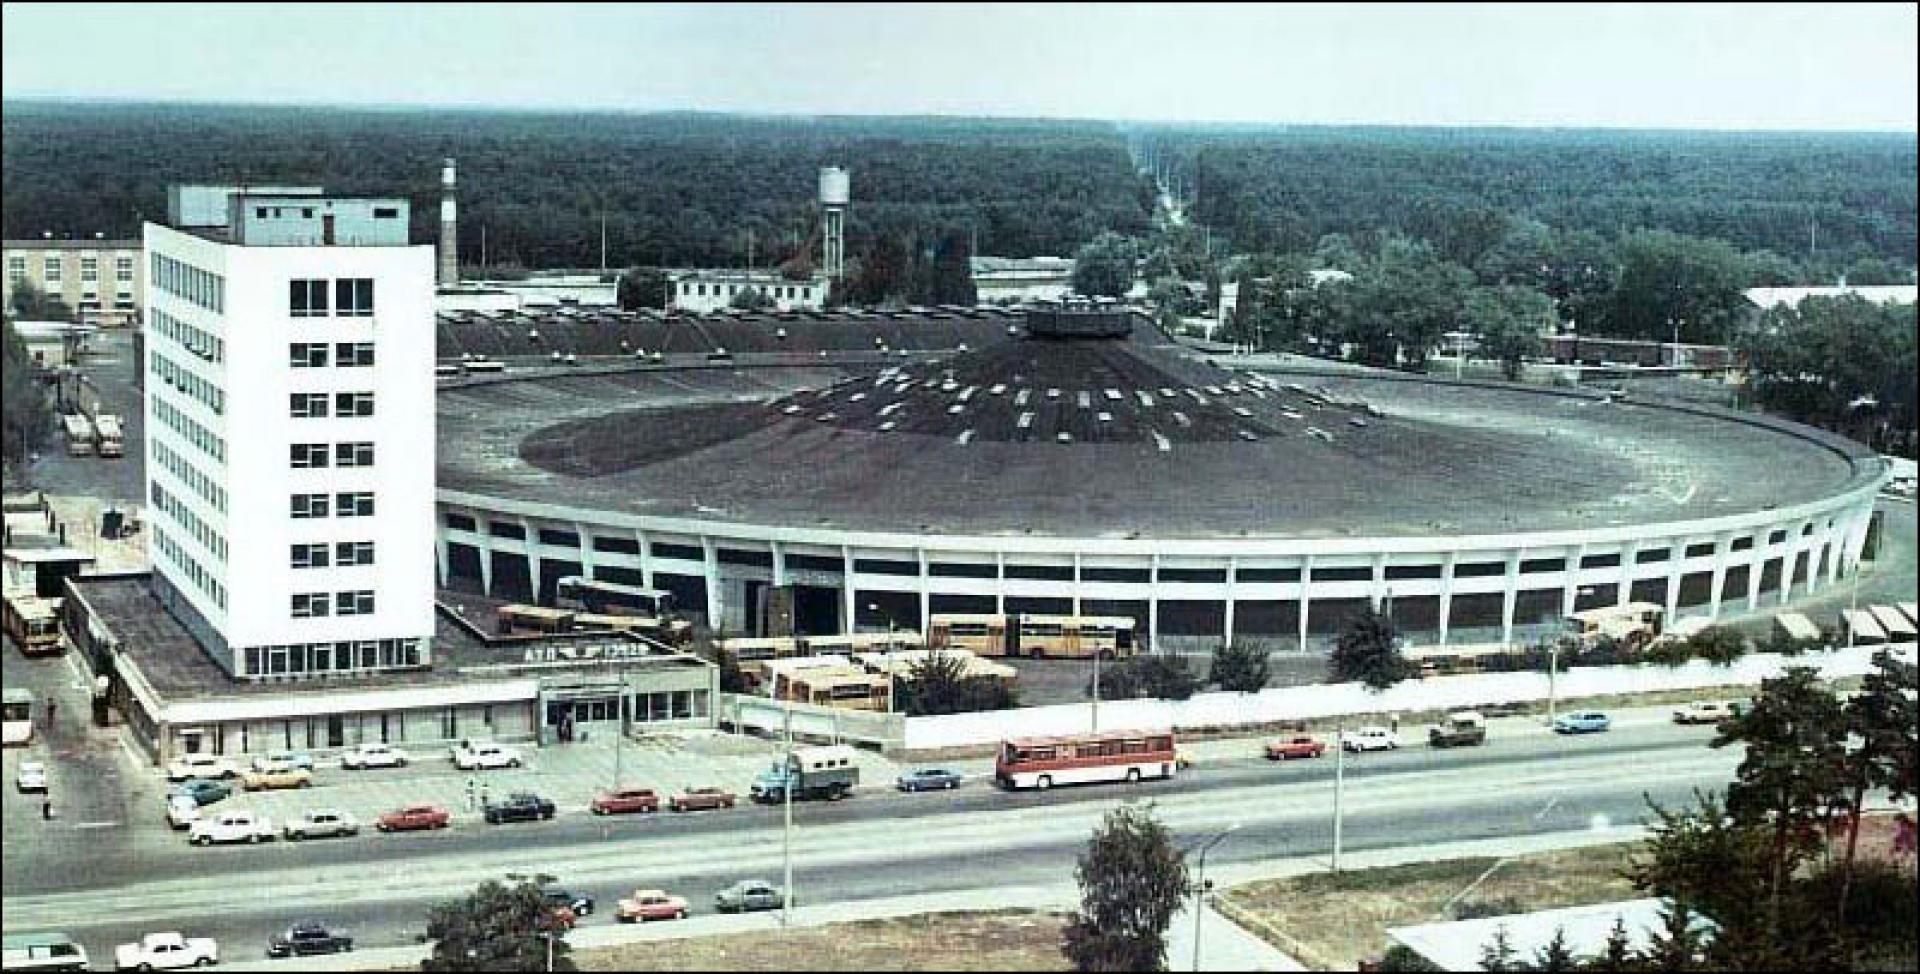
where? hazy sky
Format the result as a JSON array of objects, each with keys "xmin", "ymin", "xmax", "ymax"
[{"xmin": 4, "ymin": 2, "xmax": 1915, "ymax": 130}]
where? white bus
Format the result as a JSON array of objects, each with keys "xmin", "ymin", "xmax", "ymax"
[{"xmin": 1, "ymin": 688, "xmax": 33, "ymax": 747}]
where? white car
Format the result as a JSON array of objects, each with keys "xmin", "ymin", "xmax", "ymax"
[
  {"xmin": 16, "ymin": 760, "xmax": 48, "ymax": 793},
  {"xmin": 1343, "ymin": 726, "xmax": 1401, "ymax": 752},
  {"xmin": 453, "ymin": 742, "xmax": 523, "ymax": 771},
  {"xmin": 165, "ymin": 753, "xmax": 241, "ymax": 782},
  {"xmin": 1673, "ymin": 700, "xmax": 1746, "ymax": 725},
  {"xmin": 114, "ymin": 931, "xmax": 218, "ymax": 971},
  {"xmin": 284, "ymin": 807, "xmax": 359, "ymax": 840},
  {"xmin": 340, "ymin": 742, "xmax": 411, "ymax": 770},
  {"xmin": 165, "ymin": 795, "xmax": 202, "ymax": 830},
  {"xmin": 188, "ymin": 809, "xmax": 275, "ymax": 846}
]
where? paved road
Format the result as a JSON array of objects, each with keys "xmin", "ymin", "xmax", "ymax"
[{"xmin": 4, "ymin": 713, "xmax": 1751, "ymax": 966}]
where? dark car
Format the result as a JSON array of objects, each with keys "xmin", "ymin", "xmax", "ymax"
[
  {"xmin": 543, "ymin": 888, "xmax": 595, "ymax": 923},
  {"xmin": 168, "ymin": 779, "xmax": 232, "ymax": 807},
  {"xmin": 266, "ymin": 921, "xmax": 353, "ymax": 958},
  {"xmin": 895, "ymin": 769, "xmax": 963, "ymax": 792},
  {"xmin": 484, "ymin": 792, "xmax": 557, "ymax": 824}
]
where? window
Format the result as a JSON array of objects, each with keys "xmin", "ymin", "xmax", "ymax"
[
  {"xmin": 1312, "ymin": 566, "xmax": 1373, "ymax": 582},
  {"xmin": 336, "ymin": 590, "xmax": 375, "ymax": 616},
  {"xmin": 292, "ymin": 593, "xmax": 330, "ymax": 618},
  {"xmin": 488, "ymin": 522, "xmax": 526, "ymax": 540},
  {"xmin": 116, "ymin": 256, "xmax": 134, "ymax": 282},
  {"xmin": 289, "ymin": 343, "xmax": 329, "ymax": 368},
  {"xmin": 289, "ymin": 393, "xmax": 329, "ymax": 418},
  {"xmin": 1636, "ymin": 548, "xmax": 1672, "ymax": 564},
  {"xmin": 44, "ymin": 255, "xmax": 62, "ymax": 283},
  {"xmin": 335, "ymin": 541, "xmax": 375, "ymax": 566},
  {"xmin": 1520, "ymin": 558, "xmax": 1567, "ymax": 574},
  {"xmin": 289, "ymin": 279, "xmax": 329, "ymax": 317},
  {"xmin": 1685, "ymin": 542, "xmax": 1717, "ymax": 558},
  {"xmin": 373, "ymin": 207, "xmax": 399, "ymax": 219},
  {"xmin": 1455, "ymin": 561, "xmax": 1508, "ymax": 578},
  {"xmin": 591, "ymin": 534, "xmax": 638, "ymax": 554},
  {"xmin": 1579, "ymin": 553, "xmax": 1622, "ymax": 570},
  {"xmin": 334, "ymin": 392, "xmax": 375, "ymax": 417},
  {"xmin": 445, "ymin": 512, "xmax": 476, "ymax": 532},
  {"xmin": 290, "ymin": 443, "xmax": 330, "ymax": 468},
  {"xmin": 1385, "ymin": 564, "xmax": 1443, "ymax": 580},
  {"xmin": 335, "ymin": 278, "xmax": 374, "ymax": 316},
  {"xmin": 335, "ymin": 342, "xmax": 375, "ymax": 367},
  {"xmin": 335, "ymin": 492, "xmax": 375, "ymax": 517},
  {"xmin": 6, "ymin": 256, "xmax": 23, "ymax": 282},
  {"xmin": 1731, "ymin": 536, "xmax": 1754, "ymax": 552},
  {"xmin": 291, "ymin": 493, "xmax": 329, "ymax": 518},
  {"xmin": 291, "ymin": 543, "xmax": 330, "ymax": 569},
  {"xmin": 539, "ymin": 528, "xmax": 580, "ymax": 547},
  {"xmin": 80, "ymin": 257, "xmax": 98, "ymax": 282},
  {"xmin": 1236, "ymin": 567, "xmax": 1300, "ymax": 582},
  {"xmin": 335, "ymin": 442, "xmax": 374, "ymax": 467}
]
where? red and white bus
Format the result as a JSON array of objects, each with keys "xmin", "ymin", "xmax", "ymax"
[{"xmin": 995, "ymin": 729, "xmax": 1178, "ymax": 790}]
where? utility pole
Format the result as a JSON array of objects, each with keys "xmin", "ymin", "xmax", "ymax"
[
  {"xmin": 1332, "ymin": 724, "xmax": 1346, "ymax": 872},
  {"xmin": 781, "ymin": 701, "xmax": 794, "ymax": 927},
  {"xmin": 1090, "ymin": 648, "xmax": 1101, "ymax": 733},
  {"xmin": 1189, "ymin": 823, "xmax": 1241, "ymax": 972}
]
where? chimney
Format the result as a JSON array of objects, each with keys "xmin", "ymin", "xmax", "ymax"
[{"xmin": 439, "ymin": 158, "xmax": 458, "ymax": 287}]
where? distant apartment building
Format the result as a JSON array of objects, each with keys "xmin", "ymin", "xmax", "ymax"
[
  {"xmin": 671, "ymin": 269, "xmax": 826, "ymax": 313},
  {"xmin": 3, "ymin": 237, "xmax": 147, "ymax": 326},
  {"xmin": 970, "ymin": 256, "xmax": 1074, "ymax": 304}
]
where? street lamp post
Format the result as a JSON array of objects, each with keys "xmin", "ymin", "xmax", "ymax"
[
  {"xmin": 1332, "ymin": 725, "xmax": 1346, "ymax": 873},
  {"xmin": 1190, "ymin": 823, "xmax": 1242, "ymax": 973},
  {"xmin": 781, "ymin": 699, "xmax": 794, "ymax": 927}
]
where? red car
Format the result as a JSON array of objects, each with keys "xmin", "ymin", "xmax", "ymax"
[
  {"xmin": 668, "ymin": 787, "xmax": 736, "ymax": 812},
  {"xmin": 376, "ymin": 803, "xmax": 451, "ymax": 832},
  {"xmin": 591, "ymin": 788, "xmax": 661, "ymax": 815},
  {"xmin": 1265, "ymin": 735, "xmax": 1327, "ymax": 761}
]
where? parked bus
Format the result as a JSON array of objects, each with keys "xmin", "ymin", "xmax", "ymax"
[
  {"xmin": 995, "ymin": 729, "xmax": 1178, "ymax": 790},
  {"xmin": 1, "ymin": 688, "xmax": 33, "ymax": 747},
  {"xmin": 3, "ymin": 595, "xmax": 62, "ymax": 656},
  {"xmin": 495, "ymin": 604, "xmax": 575, "ymax": 636},
  {"xmin": 60, "ymin": 414, "xmax": 94, "ymax": 457},
  {"xmin": 555, "ymin": 576, "xmax": 670, "ymax": 617},
  {"xmin": 573, "ymin": 612, "xmax": 694, "ymax": 644},
  {"xmin": 928, "ymin": 613, "xmax": 1136, "ymax": 659},
  {"xmin": 717, "ymin": 636, "xmax": 812, "ymax": 663},
  {"xmin": 92, "ymin": 414, "xmax": 124, "ymax": 458}
]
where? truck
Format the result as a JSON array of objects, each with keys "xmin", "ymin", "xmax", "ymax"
[
  {"xmin": 92, "ymin": 414, "xmax": 124, "ymax": 458},
  {"xmin": 750, "ymin": 744, "xmax": 860, "ymax": 803},
  {"xmin": 60, "ymin": 414, "xmax": 94, "ymax": 457},
  {"xmin": 1427, "ymin": 710, "xmax": 1488, "ymax": 749},
  {"xmin": 188, "ymin": 809, "xmax": 276, "ymax": 846},
  {"xmin": 113, "ymin": 932, "xmax": 217, "ymax": 970}
]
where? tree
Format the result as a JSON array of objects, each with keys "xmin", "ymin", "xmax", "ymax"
[
  {"xmin": 1478, "ymin": 926, "xmax": 1520, "ymax": 972},
  {"xmin": 1344, "ymin": 236, "xmax": 1474, "ymax": 370},
  {"xmin": 898, "ymin": 651, "xmax": 1018, "ymax": 716},
  {"xmin": 728, "ymin": 285, "xmax": 774, "ymax": 310},
  {"xmin": 1376, "ymin": 944, "xmax": 1444, "ymax": 972},
  {"xmin": 1095, "ymin": 654, "xmax": 1200, "ymax": 701},
  {"xmin": 1683, "ymin": 626, "xmax": 1748, "ymax": 666},
  {"xmin": 1596, "ymin": 916, "xmax": 1634, "ymax": 971},
  {"xmin": 1208, "ymin": 643, "xmax": 1269, "ymax": 693},
  {"xmin": 1834, "ymin": 649, "xmax": 1919, "ymax": 922},
  {"xmin": 1071, "ymin": 232, "xmax": 1137, "ymax": 298},
  {"xmin": 422, "ymin": 875, "xmax": 575, "ymax": 972},
  {"xmin": 1466, "ymin": 285, "xmax": 1553, "ymax": 380},
  {"xmin": 713, "ymin": 645, "xmax": 749, "ymax": 694},
  {"xmin": 7, "ymin": 280, "xmax": 73, "ymax": 322},
  {"xmin": 1709, "ymin": 667, "xmax": 1850, "ymax": 929},
  {"xmin": 1739, "ymin": 295, "xmax": 1916, "ymax": 454},
  {"xmin": 1532, "ymin": 927, "xmax": 1577, "ymax": 973},
  {"xmin": 1641, "ymin": 899, "xmax": 1706, "ymax": 972},
  {"xmin": 616, "ymin": 267, "xmax": 670, "ymax": 311},
  {"xmin": 1061, "ymin": 803, "xmax": 1189, "ymax": 972},
  {"xmin": 2, "ymin": 319, "xmax": 52, "ymax": 467},
  {"xmin": 1329, "ymin": 607, "xmax": 1416, "ymax": 691},
  {"xmin": 1598, "ymin": 230, "xmax": 1750, "ymax": 344}
]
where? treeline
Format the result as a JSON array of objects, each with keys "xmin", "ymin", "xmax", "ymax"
[
  {"xmin": 1133, "ymin": 125, "xmax": 1916, "ymax": 282},
  {"xmin": 1, "ymin": 101, "xmax": 1152, "ymax": 274}
]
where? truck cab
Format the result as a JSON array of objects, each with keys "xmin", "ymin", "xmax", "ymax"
[
  {"xmin": 1427, "ymin": 711, "xmax": 1487, "ymax": 748},
  {"xmin": 750, "ymin": 745, "xmax": 860, "ymax": 803}
]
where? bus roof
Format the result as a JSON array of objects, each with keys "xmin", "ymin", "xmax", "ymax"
[
  {"xmin": 2, "ymin": 687, "xmax": 34, "ymax": 704},
  {"xmin": 498, "ymin": 604, "xmax": 572, "ymax": 621},
  {"xmin": 1020, "ymin": 614, "xmax": 1136, "ymax": 628},
  {"xmin": 1004, "ymin": 728, "xmax": 1173, "ymax": 748},
  {"xmin": 557, "ymin": 576, "xmax": 668, "ymax": 599},
  {"xmin": 930, "ymin": 613, "xmax": 1004, "ymax": 625}
]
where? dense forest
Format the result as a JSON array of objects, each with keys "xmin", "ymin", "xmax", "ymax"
[
  {"xmin": 1131, "ymin": 125, "xmax": 1917, "ymax": 280},
  {"xmin": 0, "ymin": 102, "xmax": 1155, "ymax": 271}
]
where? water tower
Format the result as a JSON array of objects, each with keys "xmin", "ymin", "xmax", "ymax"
[{"xmin": 818, "ymin": 166, "xmax": 849, "ymax": 281}]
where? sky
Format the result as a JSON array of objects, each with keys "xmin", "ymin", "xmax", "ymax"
[{"xmin": 2, "ymin": 2, "xmax": 1915, "ymax": 131}]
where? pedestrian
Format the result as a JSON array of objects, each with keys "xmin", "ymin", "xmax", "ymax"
[
  {"xmin": 1390, "ymin": 713, "xmax": 1399, "ymax": 734},
  {"xmin": 41, "ymin": 799, "xmax": 51, "ymax": 821},
  {"xmin": 46, "ymin": 699, "xmax": 56, "ymax": 728}
]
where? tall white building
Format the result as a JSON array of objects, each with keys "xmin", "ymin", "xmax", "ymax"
[{"xmin": 143, "ymin": 187, "xmax": 437, "ymax": 680}]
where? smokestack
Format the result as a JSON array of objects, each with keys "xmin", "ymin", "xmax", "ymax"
[{"xmin": 439, "ymin": 158, "xmax": 458, "ymax": 287}]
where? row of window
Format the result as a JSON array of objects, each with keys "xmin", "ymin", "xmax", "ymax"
[
  {"xmin": 151, "ymin": 350, "xmax": 225, "ymax": 415},
  {"xmin": 289, "ymin": 278, "xmax": 376, "ymax": 317},
  {"xmin": 291, "ymin": 442, "xmax": 375, "ymax": 468},
  {"xmin": 291, "ymin": 541, "xmax": 376, "ymax": 569},
  {"xmin": 680, "ymin": 281, "xmax": 815, "ymax": 300},
  {"xmin": 240, "ymin": 638, "xmax": 421, "ymax": 677},
  {"xmin": 153, "ymin": 397, "xmax": 225, "ymax": 464},
  {"xmin": 152, "ymin": 307, "xmax": 224, "ymax": 364},
  {"xmin": 152, "ymin": 252, "xmax": 225, "ymax": 312},
  {"xmin": 150, "ymin": 480, "xmax": 228, "ymax": 564},
  {"xmin": 288, "ymin": 390, "xmax": 376, "ymax": 417},
  {"xmin": 289, "ymin": 341, "xmax": 375, "ymax": 369},
  {"xmin": 292, "ymin": 590, "xmax": 376, "ymax": 618},
  {"xmin": 9, "ymin": 254, "xmax": 135, "ymax": 282},
  {"xmin": 153, "ymin": 439, "xmax": 227, "ymax": 514},
  {"xmin": 153, "ymin": 524, "xmax": 228, "ymax": 612},
  {"xmin": 291, "ymin": 492, "xmax": 376, "ymax": 519}
]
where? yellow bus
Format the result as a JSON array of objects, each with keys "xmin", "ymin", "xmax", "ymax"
[
  {"xmin": 3, "ymin": 595, "xmax": 63, "ymax": 656},
  {"xmin": 928, "ymin": 613, "xmax": 1137, "ymax": 660},
  {"xmin": 495, "ymin": 604, "xmax": 575, "ymax": 635}
]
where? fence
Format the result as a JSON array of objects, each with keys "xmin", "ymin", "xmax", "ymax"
[{"xmin": 723, "ymin": 692, "xmax": 906, "ymax": 747}]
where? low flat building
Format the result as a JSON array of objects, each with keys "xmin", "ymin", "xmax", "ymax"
[
  {"xmin": 670, "ymin": 269, "xmax": 826, "ymax": 313},
  {"xmin": 1744, "ymin": 284, "xmax": 1917, "ymax": 311},
  {"xmin": 62, "ymin": 573, "xmax": 716, "ymax": 765},
  {"xmin": 971, "ymin": 256, "xmax": 1074, "ymax": 305},
  {"xmin": 3, "ymin": 237, "xmax": 146, "ymax": 327},
  {"xmin": 1386, "ymin": 898, "xmax": 1716, "ymax": 971}
]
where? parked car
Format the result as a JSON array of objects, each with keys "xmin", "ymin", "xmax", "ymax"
[
  {"xmin": 283, "ymin": 808, "xmax": 359, "ymax": 840},
  {"xmin": 241, "ymin": 764, "xmax": 313, "ymax": 791},
  {"xmin": 1264, "ymin": 735, "xmax": 1327, "ymax": 761},
  {"xmin": 16, "ymin": 760, "xmax": 48, "ymax": 793},
  {"xmin": 165, "ymin": 754, "xmax": 241, "ymax": 782},
  {"xmin": 166, "ymin": 795, "xmax": 203, "ymax": 830},
  {"xmin": 452, "ymin": 742, "xmax": 524, "ymax": 771},
  {"xmin": 668, "ymin": 786, "xmax": 736, "ymax": 812},
  {"xmin": 542, "ymin": 888, "xmax": 595, "ymax": 919},
  {"xmin": 615, "ymin": 888, "xmax": 689, "ymax": 922},
  {"xmin": 113, "ymin": 932, "xmax": 217, "ymax": 971},
  {"xmin": 895, "ymin": 768, "xmax": 963, "ymax": 792},
  {"xmin": 714, "ymin": 879, "xmax": 785, "ymax": 913},
  {"xmin": 250, "ymin": 750, "xmax": 314, "ymax": 773},
  {"xmin": 1673, "ymin": 700, "xmax": 1745, "ymax": 725},
  {"xmin": 167, "ymin": 779, "xmax": 232, "ymax": 807},
  {"xmin": 375, "ymin": 803, "xmax": 450, "ymax": 832},
  {"xmin": 339, "ymin": 743, "xmax": 410, "ymax": 770},
  {"xmin": 1343, "ymin": 727, "xmax": 1401, "ymax": 752},
  {"xmin": 1428, "ymin": 711, "xmax": 1488, "ymax": 749},
  {"xmin": 1553, "ymin": 711, "xmax": 1613, "ymax": 734},
  {"xmin": 265, "ymin": 921, "xmax": 353, "ymax": 959},
  {"xmin": 591, "ymin": 788, "xmax": 661, "ymax": 815},
  {"xmin": 483, "ymin": 792, "xmax": 556, "ymax": 824},
  {"xmin": 189, "ymin": 810, "xmax": 275, "ymax": 846}
]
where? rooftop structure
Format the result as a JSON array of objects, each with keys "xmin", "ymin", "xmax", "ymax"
[
  {"xmin": 1387, "ymin": 898, "xmax": 1717, "ymax": 972},
  {"xmin": 1743, "ymin": 284, "xmax": 1917, "ymax": 310}
]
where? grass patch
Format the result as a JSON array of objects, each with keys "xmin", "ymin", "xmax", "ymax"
[
  {"xmin": 1220, "ymin": 843, "xmax": 1640, "ymax": 971},
  {"xmin": 573, "ymin": 909, "xmax": 1070, "ymax": 972}
]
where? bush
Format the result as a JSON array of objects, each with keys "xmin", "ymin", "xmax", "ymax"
[
  {"xmin": 1453, "ymin": 895, "xmax": 1529, "ymax": 920},
  {"xmin": 1375, "ymin": 944, "xmax": 1445, "ymax": 972},
  {"xmin": 1094, "ymin": 654, "xmax": 1200, "ymax": 701},
  {"xmin": 1208, "ymin": 642, "xmax": 1270, "ymax": 692}
]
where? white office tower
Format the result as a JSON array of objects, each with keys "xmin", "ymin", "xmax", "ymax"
[
  {"xmin": 143, "ymin": 188, "xmax": 437, "ymax": 679},
  {"xmin": 818, "ymin": 166, "xmax": 849, "ymax": 281}
]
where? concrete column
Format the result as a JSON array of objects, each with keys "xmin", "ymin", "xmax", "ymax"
[
  {"xmin": 702, "ymin": 538, "xmax": 722, "ymax": 632},
  {"xmin": 633, "ymin": 528, "xmax": 653, "ymax": 588},
  {"xmin": 771, "ymin": 541, "xmax": 788, "ymax": 588},
  {"xmin": 1437, "ymin": 551, "xmax": 1457, "ymax": 647},
  {"xmin": 918, "ymin": 548, "xmax": 931, "ymax": 633},
  {"xmin": 1298, "ymin": 555, "xmax": 1313, "ymax": 651},
  {"xmin": 1617, "ymin": 542, "xmax": 1637, "ymax": 608},
  {"xmin": 1745, "ymin": 542, "xmax": 1763, "ymax": 612},
  {"xmin": 520, "ymin": 517, "xmax": 542, "ymax": 604},
  {"xmin": 843, "ymin": 546, "xmax": 858, "ymax": 636},
  {"xmin": 1824, "ymin": 516, "xmax": 1843, "ymax": 587},
  {"xmin": 1842, "ymin": 504, "xmax": 1873, "ymax": 575},
  {"xmin": 435, "ymin": 529, "xmax": 450, "ymax": 588},
  {"xmin": 1561, "ymin": 544, "xmax": 1586, "ymax": 619},
  {"xmin": 995, "ymin": 550, "xmax": 1007, "ymax": 618},
  {"xmin": 1781, "ymin": 523, "xmax": 1806, "ymax": 605},
  {"xmin": 1223, "ymin": 556, "xmax": 1237, "ymax": 646},
  {"xmin": 1072, "ymin": 552, "xmax": 1083, "ymax": 619},
  {"xmin": 1499, "ymin": 550, "xmax": 1520, "ymax": 648},
  {"xmin": 1707, "ymin": 534, "xmax": 1733, "ymax": 620},
  {"xmin": 575, "ymin": 520, "xmax": 595, "ymax": 584},
  {"xmin": 1369, "ymin": 553, "xmax": 1387, "ymax": 611},
  {"xmin": 1664, "ymin": 538, "xmax": 1685, "ymax": 624},
  {"xmin": 1149, "ymin": 552, "xmax": 1162, "ymax": 653},
  {"xmin": 477, "ymin": 522, "xmax": 495, "ymax": 596}
]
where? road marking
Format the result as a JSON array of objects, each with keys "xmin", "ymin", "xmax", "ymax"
[
  {"xmin": 1535, "ymin": 796, "xmax": 1560, "ymax": 820},
  {"xmin": 69, "ymin": 821, "xmax": 120, "ymax": 830}
]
